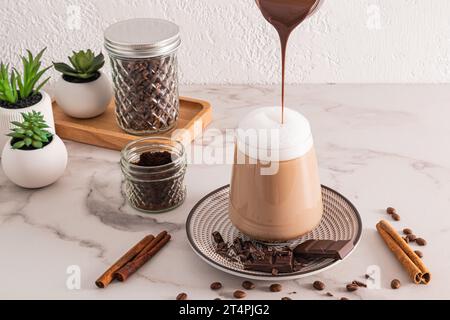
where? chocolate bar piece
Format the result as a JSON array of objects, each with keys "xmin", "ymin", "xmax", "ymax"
[
  {"xmin": 293, "ymin": 240, "xmax": 353, "ymax": 260},
  {"xmin": 244, "ymin": 248, "xmax": 294, "ymax": 273}
]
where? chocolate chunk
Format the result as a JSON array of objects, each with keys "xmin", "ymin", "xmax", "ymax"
[
  {"xmin": 244, "ymin": 248, "xmax": 294, "ymax": 273},
  {"xmin": 293, "ymin": 240, "xmax": 353, "ymax": 260},
  {"xmin": 212, "ymin": 232, "xmax": 225, "ymax": 245}
]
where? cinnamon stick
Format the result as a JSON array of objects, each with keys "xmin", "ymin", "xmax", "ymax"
[
  {"xmin": 115, "ymin": 232, "xmax": 171, "ymax": 282},
  {"xmin": 95, "ymin": 234, "xmax": 154, "ymax": 288},
  {"xmin": 376, "ymin": 220, "xmax": 431, "ymax": 284}
]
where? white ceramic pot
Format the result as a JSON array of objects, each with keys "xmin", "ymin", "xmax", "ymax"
[
  {"xmin": 0, "ymin": 90, "xmax": 55, "ymax": 151},
  {"xmin": 55, "ymin": 71, "xmax": 113, "ymax": 119},
  {"xmin": 1, "ymin": 134, "xmax": 68, "ymax": 189}
]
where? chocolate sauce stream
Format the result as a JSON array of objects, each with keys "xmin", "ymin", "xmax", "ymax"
[{"xmin": 256, "ymin": 0, "xmax": 321, "ymax": 123}]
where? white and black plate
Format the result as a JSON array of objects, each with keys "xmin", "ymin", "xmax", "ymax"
[{"xmin": 186, "ymin": 185, "xmax": 362, "ymax": 281}]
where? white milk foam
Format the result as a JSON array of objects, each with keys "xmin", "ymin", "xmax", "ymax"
[{"xmin": 236, "ymin": 107, "xmax": 313, "ymax": 162}]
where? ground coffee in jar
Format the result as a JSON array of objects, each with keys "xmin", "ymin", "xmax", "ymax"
[
  {"xmin": 120, "ymin": 137, "xmax": 187, "ymax": 213},
  {"xmin": 104, "ymin": 18, "xmax": 181, "ymax": 135}
]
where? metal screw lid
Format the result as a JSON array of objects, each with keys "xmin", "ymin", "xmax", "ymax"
[{"xmin": 104, "ymin": 18, "xmax": 181, "ymax": 59}]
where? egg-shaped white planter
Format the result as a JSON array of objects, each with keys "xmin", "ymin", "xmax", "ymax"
[
  {"xmin": 1, "ymin": 135, "xmax": 68, "ymax": 189},
  {"xmin": 55, "ymin": 71, "xmax": 113, "ymax": 119},
  {"xmin": 0, "ymin": 91, "xmax": 55, "ymax": 151}
]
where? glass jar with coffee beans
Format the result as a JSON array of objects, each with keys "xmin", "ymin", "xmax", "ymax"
[
  {"xmin": 104, "ymin": 18, "xmax": 181, "ymax": 135},
  {"xmin": 120, "ymin": 137, "xmax": 187, "ymax": 213}
]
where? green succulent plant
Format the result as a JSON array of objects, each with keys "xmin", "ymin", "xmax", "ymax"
[
  {"xmin": 0, "ymin": 63, "xmax": 18, "ymax": 103},
  {"xmin": 7, "ymin": 111, "xmax": 53, "ymax": 150},
  {"xmin": 0, "ymin": 48, "xmax": 51, "ymax": 105},
  {"xmin": 53, "ymin": 50, "xmax": 105, "ymax": 80}
]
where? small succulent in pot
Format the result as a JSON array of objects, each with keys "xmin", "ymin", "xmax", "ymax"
[
  {"xmin": 0, "ymin": 48, "xmax": 54, "ymax": 151},
  {"xmin": 1, "ymin": 111, "xmax": 67, "ymax": 189},
  {"xmin": 53, "ymin": 50, "xmax": 105, "ymax": 83},
  {"xmin": 53, "ymin": 50, "xmax": 113, "ymax": 119},
  {"xmin": 7, "ymin": 110, "xmax": 52, "ymax": 150}
]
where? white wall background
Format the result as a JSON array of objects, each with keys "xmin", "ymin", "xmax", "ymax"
[{"xmin": 1, "ymin": 0, "xmax": 450, "ymax": 84}]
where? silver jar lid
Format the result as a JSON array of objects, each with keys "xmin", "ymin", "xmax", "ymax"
[{"xmin": 104, "ymin": 18, "xmax": 181, "ymax": 59}]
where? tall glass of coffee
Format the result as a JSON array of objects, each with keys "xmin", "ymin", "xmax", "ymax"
[{"xmin": 229, "ymin": 107, "xmax": 323, "ymax": 242}]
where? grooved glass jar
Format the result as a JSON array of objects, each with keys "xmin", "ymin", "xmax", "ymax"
[
  {"xmin": 120, "ymin": 137, "xmax": 187, "ymax": 213},
  {"xmin": 104, "ymin": 18, "xmax": 181, "ymax": 135}
]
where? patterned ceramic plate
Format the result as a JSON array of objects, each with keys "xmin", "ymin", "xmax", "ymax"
[{"xmin": 186, "ymin": 185, "xmax": 362, "ymax": 281}]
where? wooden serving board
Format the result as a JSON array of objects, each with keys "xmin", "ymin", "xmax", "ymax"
[{"xmin": 53, "ymin": 97, "xmax": 212, "ymax": 151}]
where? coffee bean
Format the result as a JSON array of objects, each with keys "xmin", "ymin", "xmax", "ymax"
[
  {"xmin": 242, "ymin": 281, "xmax": 255, "ymax": 290},
  {"xmin": 233, "ymin": 290, "xmax": 246, "ymax": 299},
  {"xmin": 270, "ymin": 284, "xmax": 282, "ymax": 292},
  {"xmin": 326, "ymin": 292, "xmax": 334, "ymax": 297},
  {"xmin": 346, "ymin": 284, "xmax": 358, "ymax": 292},
  {"xmin": 281, "ymin": 297, "xmax": 292, "ymax": 300},
  {"xmin": 392, "ymin": 213, "xmax": 401, "ymax": 221},
  {"xmin": 391, "ymin": 279, "xmax": 401, "ymax": 289},
  {"xmin": 416, "ymin": 238, "xmax": 427, "ymax": 246},
  {"xmin": 415, "ymin": 250, "xmax": 423, "ymax": 258},
  {"xmin": 214, "ymin": 298, "xmax": 221, "ymax": 300},
  {"xmin": 176, "ymin": 293, "xmax": 187, "ymax": 300},
  {"xmin": 407, "ymin": 234, "xmax": 417, "ymax": 242},
  {"xmin": 352, "ymin": 280, "xmax": 367, "ymax": 288},
  {"xmin": 403, "ymin": 236, "xmax": 409, "ymax": 243},
  {"xmin": 403, "ymin": 228, "xmax": 413, "ymax": 235},
  {"xmin": 210, "ymin": 282, "xmax": 222, "ymax": 290},
  {"xmin": 386, "ymin": 207, "xmax": 396, "ymax": 215},
  {"xmin": 365, "ymin": 274, "xmax": 372, "ymax": 279},
  {"xmin": 313, "ymin": 280, "xmax": 325, "ymax": 291},
  {"xmin": 340, "ymin": 297, "xmax": 350, "ymax": 300}
]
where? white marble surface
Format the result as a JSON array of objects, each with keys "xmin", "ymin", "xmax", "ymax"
[{"xmin": 0, "ymin": 85, "xmax": 449, "ymax": 300}]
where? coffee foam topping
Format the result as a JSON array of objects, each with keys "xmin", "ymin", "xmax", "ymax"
[{"xmin": 236, "ymin": 107, "xmax": 314, "ymax": 162}]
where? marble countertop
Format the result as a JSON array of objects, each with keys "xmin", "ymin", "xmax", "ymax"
[{"xmin": 1, "ymin": 84, "xmax": 449, "ymax": 300}]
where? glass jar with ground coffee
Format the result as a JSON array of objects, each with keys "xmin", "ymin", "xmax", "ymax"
[
  {"xmin": 121, "ymin": 137, "xmax": 187, "ymax": 213},
  {"xmin": 104, "ymin": 18, "xmax": 181, "ymax": 135}
]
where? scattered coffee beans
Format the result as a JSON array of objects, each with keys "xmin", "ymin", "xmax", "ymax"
[
  {"xmin": 416, "ymin": 238, "xmax": 427, "ymax": 246},
  {"xmin": 391, "ymin": 279, "xmax": 401, "ymax": 289},
  {"xmin": 176, "ymin": 293, "xmax": 188, "ymax": 300},
  {"xmin": 403, "ymin": 236, "xmax": 410, "ymax": 243},
  {"xmin": 392, "ymin": 213, "xmax": 401, "ymax": 221},
  {"xmin": 340, "ymin": 297, "xmax": 350, "ymax": 300},
  {"xmin": 352, "ymin": 280, "xmax": 367, "ymax": 288},
  {"xmin": 210, "ymin": 282, "xmax": 222, "ymax": 290},
  {"xmin": 242, "ymin": 281, "xmax": 255, "ymax": 290},
  {"xmin": 269, "ymin": 284, "xmax": 282, "ymax": 292},
  {"xmin": 214, "ymin": 298, "xmax": 221, "ymax": 300},
  {"xmin": 403, "ymin": 228, "xmax": 413, "ymax": 235},
  {"xmin": 386, "ymin": 207, "xmax": 396, "ymax": 215},
  {"xmin": 233, "ymin": 290, "xmax": 246, "ymax": 299},
  {"xmin": 326, "ymin": 292, "xmax": 334, "ymax": 297},
  {"xmin": 346, "ymin": 284, "xmax": 358, "ymax": 292},
  {"xmin": 313, "ymin": 280, "xmax": 325, "ymax": 291},
  {"xmin": 415, "ymin": 250, "xmax": 424, "ymax": 258},
  {"xmin": 281, "ymin": 297, "xmax": 292, "ymax": 300},
  {"xmin": 407, "ymin": 234, "xmax": 417, "ymax": 242}
]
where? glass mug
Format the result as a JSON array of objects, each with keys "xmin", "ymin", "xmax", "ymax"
[{"xmin": 229, "ymin": 107, "xmax": 323, "ymax": 242}]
